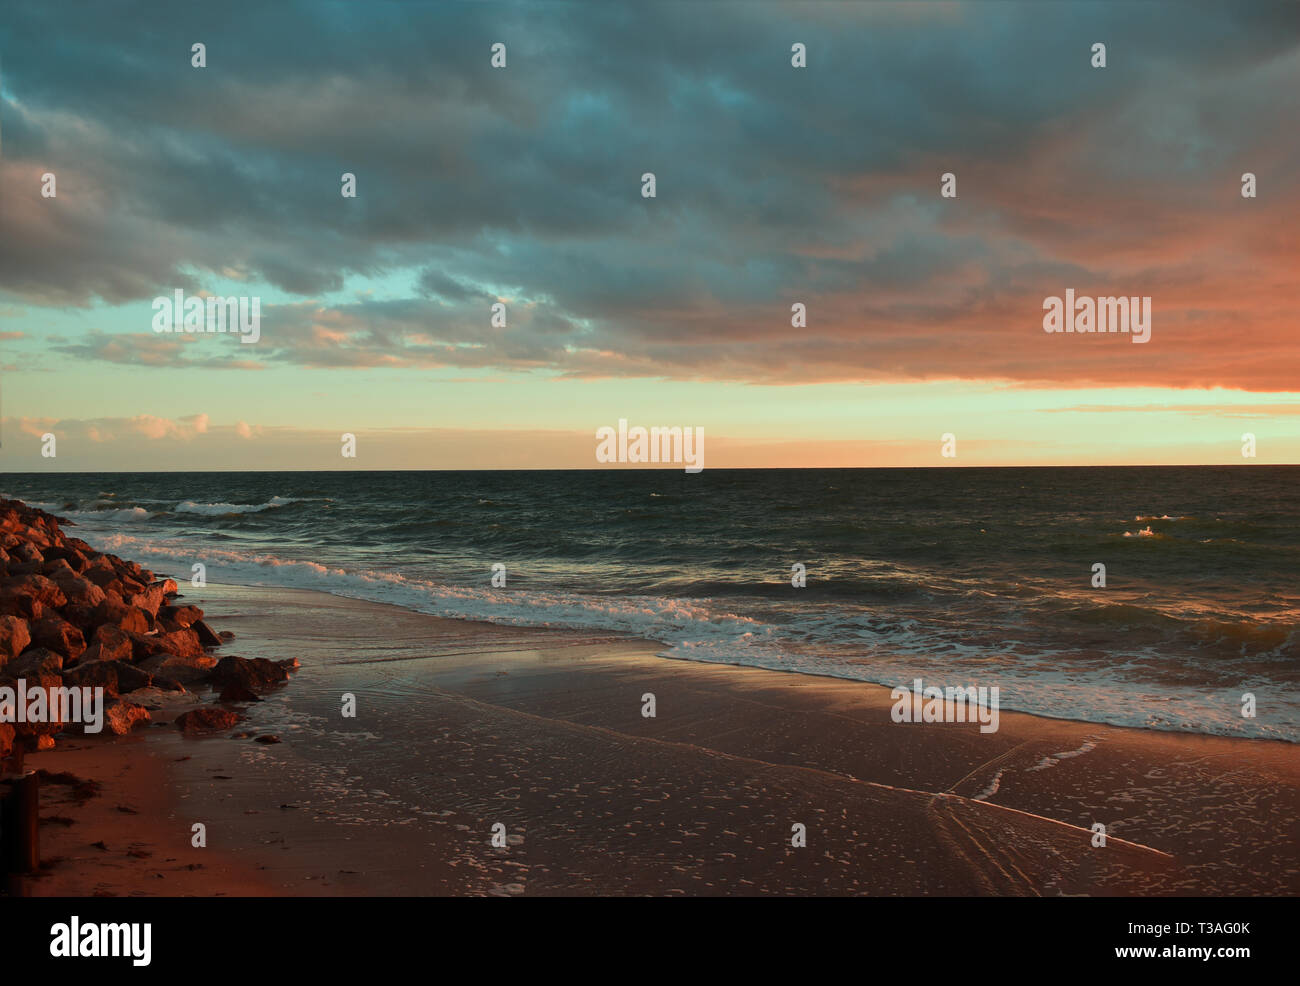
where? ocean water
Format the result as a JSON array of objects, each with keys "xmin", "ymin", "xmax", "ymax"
[{"xmin": 5, "ymin": 467, "xmax": 1298, "ymax": 741}]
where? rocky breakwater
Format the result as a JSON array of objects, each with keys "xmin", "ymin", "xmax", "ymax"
[{"xmin": 0, "ymin": 497, "xmax": 297, "ymax": 764}]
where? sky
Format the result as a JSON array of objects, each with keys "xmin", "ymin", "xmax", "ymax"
[{"xmin": 1, "ymin": 0, "xmax": 1298, "ymax": 471}]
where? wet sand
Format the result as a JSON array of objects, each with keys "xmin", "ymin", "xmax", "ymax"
[{"xmin": 26, "ymin": 583, "xmax": 1300, "ymax": 896}]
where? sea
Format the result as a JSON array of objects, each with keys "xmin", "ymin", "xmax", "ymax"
[{"xmin": 5, "ymin": 466, "xmax": 1297, "ymax": 742}]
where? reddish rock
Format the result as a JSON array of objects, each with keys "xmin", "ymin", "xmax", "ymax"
[
  {"xmin": 0, "ymin": 670, "xmax": 67, "ymax": 737},
  {"xmin": 80, "ymin": 624, "xmax": 135, "ymax": 664},
  {"xmin": 0, "ymin": 615, "xmax": 31, "ymax": 667},
  {"xmin": 41, "ymin": 557, "xmax": 74, "ymax": 577},
  {"xmin": 139, "ymin": 651, "xmax": 217, "ymax": 685},
  {"xmin": 12, "ymin": 574, "xmax": 67, "ymax": 609},
  {"xmin": 157, "ymin": 628, "xmax": 204, "ymax": 659},
  {"xmin": 128, "ymin": 583, "xmax": 166, "ymax": 617},
  {"xmin": 0, "ymin": 722, "xmax": 14, "ymax": 760},
  {"xmin": 49, "ymin": 570, "xmax": 107, "ymax": 609},
  {"xmin": 30, "ymin": 616, "xmax": 87, "ymax": 662},
  {"xmin": 103, "ymin": 698, "xmax": 151, "ymax": 736},
  {"xmin": 59, "ymin": 602, "xmax": 100, "ymax": 633},
  {"xmin": 125, "ymin": 630, "xmax": 171, "ymax": 662},
  {"xmin": 7, "ymin": 647, "xmax": 64, "ymax": 677},
  {"xmin": 210, "ymin": 655, "xmax": 292, "ymax": 693},
  {"xmin": 159, "ymin": 604, "xmax": 203, "ymax": 627},
  {"xmin": 193, "ymin": 619, "xmax": 222, "ymax": 648},
  {"xmin": 175, "ymin": 706, "xmax": 243, "ymax": 735},
  {"xmin": 0, "ymin": 591, "xmax": 42, "ymax": 621},
  {"xmin": 8, "ymin": 540, "xmax": 43, "ymax": 564},
  {"xmin": 62, "ymin": 660, "xmax": 154, "ymax": 698}
]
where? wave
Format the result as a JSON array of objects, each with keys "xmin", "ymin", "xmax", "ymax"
[
  {"xmin": 172, "ymin": 496, "xmax": 303, "ymax": 516},
  {"xmin": 86, "ymin": 530, "xmax": 1300, "ymax": 743}
]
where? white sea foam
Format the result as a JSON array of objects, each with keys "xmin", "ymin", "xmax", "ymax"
[
  {"xmin": 173, "ymin": 496, "xmax": 300, "ymax": 515},
  {"xmin": 60, "ymin": 528, "xmax": 1300, "ymax": 745}
]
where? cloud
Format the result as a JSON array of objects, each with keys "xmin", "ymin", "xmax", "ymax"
[{"xmin": 2, "ymin": 1, "xmax": 1297, "ymax": 391}]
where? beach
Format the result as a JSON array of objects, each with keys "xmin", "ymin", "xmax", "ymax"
[{"xmin": 23, "ymin": 580, "xmax": 1300, "ymax": 897}]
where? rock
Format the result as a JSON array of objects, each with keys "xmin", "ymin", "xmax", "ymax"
[
  {"xmin": 210, "ymin": 655, "xmax": 291, "ymax": 693},
  {"xmin": 11, "ymin": 574, "xmax": 67, "ymax": 609},
  {"xmin": 157, "ymin": 628, "xmax": 205, "ymax": 659},
  {"xmin": 192, "ymin": 620, "xmax": 222, "ymax": 648},
  {"xmin": 58, "ymin": 602, "xmax": 101, "ymax": 633},
  {"xmin": 139, "ymin": 651, "xmax": 217, "ymax": 685},
  {"xmin": 7, "ymin": 647, "xmax": 64, "ymax": 677},
  {"xmin": 8, "ymin": 540, "xmax": 43, "ymax": 564},
  {"xmin": 91, "ymin": 595, "xmax": 150, "ymax": 634},
  {"xmin": 0, "ymin": 615, "xmax": 31, "ymax": 667},
  {"xmin": 0, "ymin": 593, "xmax": 41, "ymax": 621},
  {"xmin": 125, "ymin": 630, "xmax": 171, "ymax": 662},
  {"xmin": 0, "ymin": 722, "xmax": 15, "ymax": 760},
  {"xmin": 113, "ymin": 662, "xmax": 155, "ymax": 692},
  {"xmin": 36, "ymin": 734, "xmax": 56, "ymax": 751},
  {"xmin": 174, "ymin": 706, "xmax": 243, "ymax": 735},
  {"xmin": 48, "ymin": 571, "xmax": 106, "ymax": 609},
  {"xmin": 159, "ymin": 604, "xmax": 203, "ymax": 627},
  {"xmin": 103, "ymin": 699, "xmax": 151, "ymax": 736},
  {"xmin": 152, "ymin": 578, "xmax": 179, "ymax": 597},
  {"xmin": 42, "ymin": 544, "xmax": 88, "ymax": 572},
  {"xmin": 62, "ymin": 660, "xmax": 154, "ymax": 698},
  {"xmin": 254, "ymin": 734, "xmax": 281, "ymax": 744},
  {"xmin": 128, "ymin": 583, "xmax": 166, "ymax": 617},
  {"xmin": 80, "ymin": 624, "xmax": 135, "ymax": 664},
  {"xmin": 41, "ymin": 557, "xmax": 74, "ymax": 577},
  {"xmin": 0, "ymin": 670, "xmax": 66, "ymax": 737},
  {"xmin": 61, "ymin": 660, "xmax": 122, "ymax": 697},
  {"xmin": 30, "ymin": 617, "xmax": 87, "ymax": 662}
]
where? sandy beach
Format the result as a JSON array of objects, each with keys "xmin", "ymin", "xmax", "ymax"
[{"xmin": 22, "ymin": 581, "xmax": 1300, "ymax": 897}]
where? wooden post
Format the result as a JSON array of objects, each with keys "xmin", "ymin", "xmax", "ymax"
[{"xmin": 1, "ymin": 770, "xmax": 39, "ymax": 875}]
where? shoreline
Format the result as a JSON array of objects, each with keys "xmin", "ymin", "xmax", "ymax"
[{"xmin": 18, "ymin": 579, "xmax": 1300, "ymax": 896}]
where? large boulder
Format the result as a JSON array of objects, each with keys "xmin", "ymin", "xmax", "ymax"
[
  {"xmin": 209, "ymin": 655, "xmax": 292, "ymax": 693},
  {"xmin": 29, "ymin": 616, "xmax": 87, "ymax": 662},
  {"xmin": 174, "ymin": 706, "xmax": 243, "ymax": 735},
  {"xmin": 157, "ymin": 628, "xmax": 205, "ymax": 659},
  {"xmin": 128, "ymin": 582, "xmax": 166, "ymax": 617},
  {"xmin": 159, "ymin": 604, "xmax": 203, "ymax": 628},
  {"xmin": 9, "ymin": 574, "xmax": 66, "ymax": 609},
  {"xmin": 192, "ymin": 619, "xmax": 223, "ymax": 648},
  {"xmin": 139, "ymin": 651, "xmax": 217, "ymax": 685},
  {"xmin": 7, "ymin": 647, "xmax": 64, "ymax": 678},
  {"xmin": 93, "ymin": 596, "xmax": 151, "ymax": 634},
  {"xmin": 79, "ymin": 624, "xmax": 135, "ymax": 664},
  {"xmin": 152, "ymin": 578, "xmax": 180, "ymax": 597},
  {"xmin": 0, "ymin": 669, "xmax": 66, "ymax": 738},
  {"xmin": 125, "ymin": 630, "xmax": 172, "ymax": 662},
  {"xmin": 103, "ymin": 698, "xmax": 151, "ymax": 736},
  {"xmin": 0, "ymin": 615, "xmax": 31, "ymax": 667},
  {"xmin": 62, "ymin": 659, "xmax": 154, "ymax": 698},
  {"xmin": 49, "ymin": 570, "xmax": 106, "ymax": 609}
]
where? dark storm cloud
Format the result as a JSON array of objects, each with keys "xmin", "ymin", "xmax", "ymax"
[{"xmin": 2, "ymin": 0, "xmax": 1298, "ymax": 387}]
